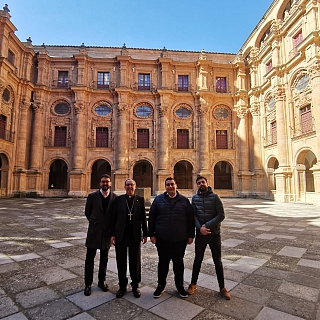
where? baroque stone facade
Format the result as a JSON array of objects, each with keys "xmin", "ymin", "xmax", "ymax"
[{"xmin": 0, "ymin": 1, "xmax": 320, "ymax": 205}]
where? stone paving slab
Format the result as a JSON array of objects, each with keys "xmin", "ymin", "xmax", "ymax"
[{"xmin": 0, "ymin": 197, "xmax": 320, "ymax": 319}]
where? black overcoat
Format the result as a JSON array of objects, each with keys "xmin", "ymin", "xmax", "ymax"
[
  {"xmin": 85, "ymin": 190, "xmax": 117, "ymax": 249},
  {"xmin": 111, "ymin": 194, "xmax": 148, "ymax": 243}
]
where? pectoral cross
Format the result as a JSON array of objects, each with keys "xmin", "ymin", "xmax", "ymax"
[
  {"xmin": 128, "ymin": 212, "xmax": 133, "ymax": 220},
  {"xmin": 126, "ymin": 198, "xmax": 134, "ymax": 220}
]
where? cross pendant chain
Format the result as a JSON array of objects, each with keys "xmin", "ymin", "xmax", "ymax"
[{"xmin": 126, "ymin": 199, "xmax": 134, "ymax": 220}]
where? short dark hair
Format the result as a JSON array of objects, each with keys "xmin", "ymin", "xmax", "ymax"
[
  {"xmin": 165, "ymin": 177, "xmax": 176, "ymax": 183},
  {"xmin": 100, "ymin": 174, "xmax": 111, "ymax": 181},
  {"xmin": 196, "ymin": 175, "xmax": 207, "ymax": 183}
]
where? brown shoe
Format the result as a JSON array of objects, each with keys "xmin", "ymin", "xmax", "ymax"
[
  {"xmin": 220, "ymin": 287, "xmax": 231, "ymax": 300},
  {"xmin": 186, "ymin": 283, "xmax": 197, "ymax": 295}
]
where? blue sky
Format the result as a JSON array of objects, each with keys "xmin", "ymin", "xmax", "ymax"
[{"xmin": 8, "ymin": 1, "xmax": 272, "ymax": 53}]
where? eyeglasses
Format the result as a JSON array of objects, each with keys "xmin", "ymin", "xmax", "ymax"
[
  {"xmin": 125, "ymin": 184, "xmax": 135, "ymax": 187},
  {"xmin": 166, "ymin": 183, "xmax": 175, "ymax": 186},
  {"xmin": 101, "ymin": 181, "xmax": 111, "ymax": 184}
]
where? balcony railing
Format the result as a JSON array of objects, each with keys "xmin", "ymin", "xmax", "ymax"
[
  {"xmin": 0, "ymin": 129, "xmax": 14, "ymax": 142},
  {"xmin": 51, "ymin": 79, "xmax": 74, "ymax": 88},
  {"xmin": 90, "ymin": 81, "xmax": 116, "ymax": 90},
  {"xmin": 131, "ymin": 82, "xmax": 156, "ymax": 91},
  {"xmin": 291, "ymin": 123, "xmax": 316, "ymax": 139},
  {"xmin": 263, "ymin": 135, "xmax": 277, "ymax": 147},
  {"xmin": 172, "ymin": 83, "xmax": 195, "ymax": 93},
  {"xmin": 289, "ymin": 47, "xmax": 299, "ymax": 60}
]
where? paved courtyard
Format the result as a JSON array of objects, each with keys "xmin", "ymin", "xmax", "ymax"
[{"xmin": 0, "ymin": 197, "xmax": 319, "ymax": 320}]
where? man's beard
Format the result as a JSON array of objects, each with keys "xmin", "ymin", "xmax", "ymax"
[
  {"xmin": 199, "ymin": 186, "xmax": 208, "ymax": 193},
  {"xmin": 102, "ymin": 186, "xmax": 109, "ymax": 191}
]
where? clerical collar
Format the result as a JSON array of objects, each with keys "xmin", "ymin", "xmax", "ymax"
[{"xmin": 100, "ymin": 189, "xmax": 110, "ymax": 198}]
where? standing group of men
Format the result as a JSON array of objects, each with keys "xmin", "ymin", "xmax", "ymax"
[{"xmin": 84, "ymin": 174, "xmax": 231, "ymax": 301}]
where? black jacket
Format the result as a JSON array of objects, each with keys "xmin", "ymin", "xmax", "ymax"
[
  {"xmin": 85, "ymin": 190, "xmax": 117, "ymax": 249},
  {"xmin": 111, "ymin": 194, "xmax": 148, "ymax": 243},
  {"xmin": 148, "ymin": 191, "xmax": 195, "ymax": 242},
  {"xmin": 192, "ymin": 187, "xmax": 225, "ymax": 235}
]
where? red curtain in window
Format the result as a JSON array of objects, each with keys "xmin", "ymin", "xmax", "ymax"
[
  {"xmin": 54, "ymin": 127, "xmax": 67, "ymax": 146},
  {"xmin": 293, "ymin": 32, "xmax": 303, "ymax": 47},
  {"xmin": 216, "ymin": 130, "xmax": 227, "ymax": 149},
  {"xmin": 137, "ymin": 129, "xmax": 149, "ymax": 148},
  {"xmin": 301, "ymin": 110, "xmax": 312, "ymax": 134},
  {"xmin": 177, "ymin": 129, "xmax": 189, "ymax": 148},
  {"xmin": 96, "ymin": 128, "xmax": 108, "ymax": 147},
  {"xmin": 271, "ymin": 122, "xmax": 277, "ymax": 144}
]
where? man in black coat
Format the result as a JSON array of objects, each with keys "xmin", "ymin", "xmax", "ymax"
[
  {"xmin": 84, "ymin": 174, "xmax": 117, "ymax": 296},
  {"xmin": 111, "ymin": 178, "xmax": 148, "ymax": 298},
  {"xmin": 148, "ymin": 177, "xmax": 195, "ymax": 299}
]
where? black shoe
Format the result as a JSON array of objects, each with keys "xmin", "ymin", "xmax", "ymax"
[
  {"xmin": 177, "ymin": 286, "xmax": 188, "ymax": 298},
  {"xmin": 132, "ymin": 288, "xmax": 141, "ymax": 298},
  {"xmin": 116, "ymin": 288, "xmax": 127, "ymax": 298},
  {"xmin": 153, "ymin": 285, "xmax": 164, "ymax": 298},
  {"xmin": 84, "ymin": 285, "xmax": 91, "ymax": 296},
  {"xmin": 98, "ymin": 281, "xmax": 109, "ymax": 292}
]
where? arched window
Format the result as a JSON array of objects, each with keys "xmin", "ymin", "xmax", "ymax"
[
  {"xmin": 91, "ymin": 160, "xmax": 111, "ymax": 189},
  {"xmin": 174, "ymin": 161, "xmax": 193, "ymax": 189},
  {"xmin": 214, "ymin": 161, "xmax": 232, "ymax": 189},
  {"xmin": 48, "ymin": 159, "xmax": 68, "ymax": 189}
]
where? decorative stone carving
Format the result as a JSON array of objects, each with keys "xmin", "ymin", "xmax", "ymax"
[
  {"xmin": 74, "ymin": 102, "xmax": 85, "ymax": 114},
  {"xmin": 250, "ymin": 102, "xmax": 260, "ymax": 116},
  {"xmin": 236, "ymin": 107, "xmax": 248, "ymax": 119},
  {"xmin": 32, "ymin": 102, "xmax": 44, "ymax": 113},
  {"xmin": 117, "ymin": 103, "xmax": 128, "ymax": 116},
  {"xmin": 158, "ymin": 104, "xmax": 169, "ymax": 117}
]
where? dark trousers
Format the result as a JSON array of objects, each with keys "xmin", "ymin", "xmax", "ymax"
[
  {"xmin": 191, "ymin": 234, "xmax": 225, "ymax": 288},
  {"xmin": 84, "ymin": 248, "xmax": 109, "ymax": 286},
  {"xmin": 115, "ymin": 240, "xmax": 141, "ymax": 290},
  {"xmin": 155, "ymin": 238, "xmax": 187, "ymax": 288}
]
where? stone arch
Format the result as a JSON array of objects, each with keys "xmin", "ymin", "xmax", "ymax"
[
  {"xmin": 90, "ymin": 159, "xmax": 112, "ymax": 189},
  {"xmin": 48, "ymin": 159, "xmax": 68, "ymax": 189},
  {"xmin": 0, "ymin": 153, "xmax": 9, "ymax": 196},
  {"xmin": 296, "ymin": 149, "xmax": 317, "ymax": 193},
  {"xmin": 267, "ymin": 156, "xmax": 279, "ymax": 192},
  {"xmin": 214, "ymin": 161, "xmax": 233, "ymax": 190},
  {"xmin": 174, "ymin": 160, "xmax": 193, "ymax": 189},
  {"xmin": 133, "ymin": 160, "xmax": 153, "ymax": 192},
  {"xmin": 255, "ymin": 22, "xmax": 272, "ymax": 48}
]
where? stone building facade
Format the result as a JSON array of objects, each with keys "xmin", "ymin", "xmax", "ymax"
[{"xmin": 0, "ymin": 0, "xmax": 320, "ymax": 205}]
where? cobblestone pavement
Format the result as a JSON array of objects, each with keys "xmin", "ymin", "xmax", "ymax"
[{"xmin": 0, "ymin": 197, "xmax": 319, "ymax": 320}]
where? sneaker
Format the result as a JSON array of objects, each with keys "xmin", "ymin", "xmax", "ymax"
[
  {"xmin": 186, "ymin": 283, "xmax": 197, "ymax": 295},
  {"xmin": 177, "ymin": 286, "xmax": 188, "ymax": 298},
  {"xmin": 153, "ymin": 285, "xmax": 164, "ymax": 298},
  {"xmin": 220, "ymin": 287, "xmax": 231, "ymax": 300}
]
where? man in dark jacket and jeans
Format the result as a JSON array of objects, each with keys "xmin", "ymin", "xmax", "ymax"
[
  {"xmin": 148, "ymin": 177, "xmax": 195, "ymax": 298},
  {"xmin": 186, "ymin": 176, "xmax": 231, "ymax": 300}
]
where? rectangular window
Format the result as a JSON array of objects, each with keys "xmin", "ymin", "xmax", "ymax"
[
  {"xmin": 58, "ymin": 71, "xmax": 68, "ymax": 88},
  {"xmin": 138, "ymin": 74, "xmax": 150, "ymax": 90},
  {"xmin": 293, "ymin": 31, "xmax": 303, "ymax": 47},
  {"xmin": 271, "ymin": 121, "xmax": 277, "ymax": 144},
  {"xmin": 300, "ymin": 105, "xmax": 313, "ymax": 134},
  {"xmin": 177, "ymin": 129, "xmax": 189, "ymax": 149},
  {"xmin": 96, "ymin": 127, "xmax": 108, "ymax": 147},
  {"xmin": 0, "ymin": 114, "xmax": 6, "ymax": 140},
  {"xmin": 266, "ymin": 61, "xmax": 272, "ymax": 73},
  {"xmin": 8, "ymin": 50, "xmax": 15, "ymax": 65},
  {"xmin": 216, "ymin": 77, "xmax": 227, "ymax": 93},
  {"xmin": 178, "ymin": 75, "xmax": 189, "ymax": 91},
  {"xmin": 216, "ymin": 130, "xmax": 228, "ymax": 149},
  {"xmin": 97, "ymin": 72, "xmax": 110, "ymax": 89},
  {"xmin": 54, "ymin": 126, "xmax": 67, "ymax": 146},
  {"xmin": 137, "ymin": 129, "xmax": 149, "ymax": 148}
]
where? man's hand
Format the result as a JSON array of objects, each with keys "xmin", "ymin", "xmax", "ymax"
[
  {"xmin": 150, "ymin": 236, "xmax": 156, "ymax": 244},
  {"xmin": 187, "ymin": 237, "xmax": 193, "ymax": 245},
  {"xmin": 200, "ymin": 225, "xmax": 211, "ymax": 235},
  {"xmin": 111, "ymin": 236, "xmax": 116, "ymax": 245},
  {"xmin": 142, "ymin": 237, "xmax": 147, "ymax": 244}
]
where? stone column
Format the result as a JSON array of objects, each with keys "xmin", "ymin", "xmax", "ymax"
[
  {"xmin": 236, "ymin": 108, "xmax": 253, "ymax": 195},
  {"xmin": 72, "ymin": 102, "xmax": 85, "ymax": 171},
  {"xmin": 197, "ymin": 100, "xmax": 211, "ymax": 177},
  {"xmin": 273, "ymin": 87, "xmax": 292, "ymax": 202},
  {"xmin": 309, "ymin": 64, "xmax": 320, "ymax": 204},
  {"xmin": 114, "ymin": 102, "xmax": 129, "ymax": 191},
  {"xmin": 250, "ymin": 101, "xmax": 265, "ymax": 195},
  {"xmin": 156, "ymin": 103, "xmax": 170, "ymax": 194},
  {"xmin": 15, "ymin": 99, "xmax": 30, "ymax": 170},
  {"xmin": 68, "ymin": 102, "xmax": 86, "ymax": 197},
  {"xmin": 30, "ymin": 103, "xmax": 44, "ymax": 170}
]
